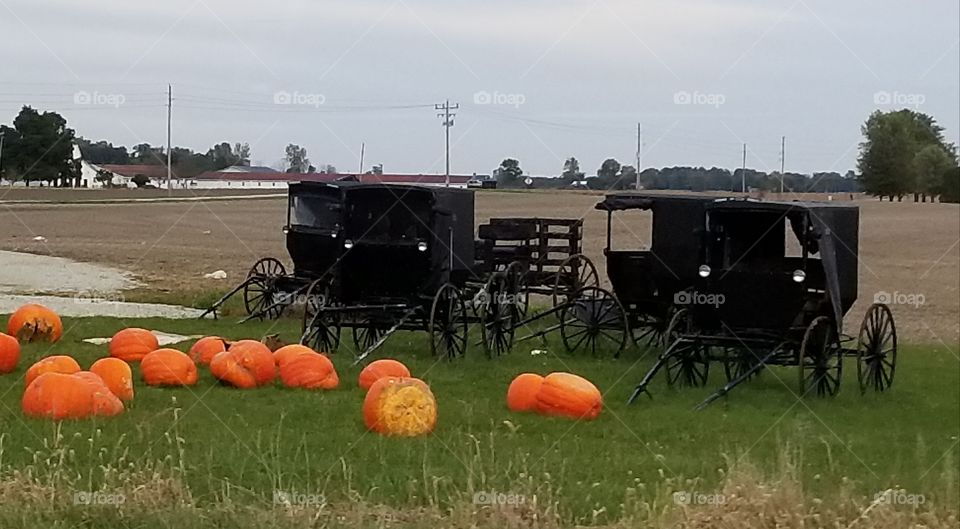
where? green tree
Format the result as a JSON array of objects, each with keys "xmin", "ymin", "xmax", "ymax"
[
  {"xmin": 284, "ymin": 144, "xmax": 310, "ymax": 173},
  {"xmin": 234, "ymin": 142, "xmax": 251, "ymax": 166},
  {"xmin": 2, "ymin": 106, "xmax": 78, "ymax": 186},
  {"xmin": 131, "ymin": 174, "xmax": 150, "ymax": 187},
  {"xmin": 857, "ymin": 110, "xmax": 957, "ymax": 201},
  {"xmin": 939, "ymin": 167, "xmax": 960, "ymax": 203},
  {"xmin": 913, "ymin": 144, "xmax": 956, "ymax": 202},
  {"xmin": 94, "ymin": 168, "xmax": 114, "ymax": 187},
  {"xmin": 495, "ymin": 158, "xmax": 523, "ymax": 187},
  {"xmin": 561, "ymin": 157, "xmax": 583, "ymax": 182},
  {"xmin": 597, "ymin": 158, "xmax": 621, "ymax": 179}
]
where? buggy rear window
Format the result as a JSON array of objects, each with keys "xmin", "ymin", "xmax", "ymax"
[{"xmin": 289, "ymin": 195, "xmax": 341, "ymax": 229}]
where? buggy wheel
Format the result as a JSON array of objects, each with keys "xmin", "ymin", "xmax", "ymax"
[
  {"xmin": 857, "ymin": 303, "xmax": 897, "ymax": 393},
  {"xmin": 722, "ymin": 347, "xmax": 761, "ymax": 382},
  {"xmin": 243, "ymin": 257, "xmax": 288, "ymax": 319},
  {"xmin": 479, "ymin": 273, "xmax": 516, "ymax": 359},
  {"xmin": 551, "ymin": 254, "xmax": 599, "ymax": 307},
  {"xmin": 558, "ymin": 286, "xmax": 628, "ymax": 357},
  {"xmin": 352, "ymin": 319, "xmax": 387, "ymax": 355},
  {"xmin": 630, "ymin": 313, "xmax": 666, "ymax": 350},
  {"xmin": 300, "ymin": 279, "xmax": 340, "ymax": 354},
  {"xmin": 798, "ymin": 316, "xmax": 843, "ymax": 397},
  {"xmin": 662, "ymin": 309, "xmax": 709, "ymax": 387},
  {"xmin": 429, "ymin": 283, "xmax": 468, "ymax": 360}
]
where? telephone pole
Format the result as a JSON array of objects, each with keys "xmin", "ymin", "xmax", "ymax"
[
  {"xmin": 435, "ymin": 100, "xmax": 458, "ymax": 187},
  {"xmin": 166, "ymin": 84, "xmax": 172, "ymax": 193},
  {"xmin": 359, "ymin": 142, "xmax": 365, "ymax": 175},
  {"xmin": 741, "ymin": 143, "xmax": 747, "ymax": 193},
  {"xmin": 779, "ymin": 136, "xmax": 786, "ymax": 194},
  {"xmin": 635, "ymin": 122, "xmax": 642, "ymax": 191}
]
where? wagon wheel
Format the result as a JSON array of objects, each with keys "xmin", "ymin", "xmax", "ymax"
[
  {"xmin": 429, "ymin": 283, "xmax": 468, "ymax": 360},
  {"xmin": 662, "ymin": 309, "xmax": 709, "ymax": 387},
  {"xmin": 722, "ymin": 346, "xmax": 762, "ymax": 382},
  {"xmin": 857, "ymin": 303, "xmax": 897, "ymax": 393},
  {"xmin": 551, "ymin": 254, "xmax": 599, "ymax": 307},
  {"xmin": 504, "ymin": 260, "xmax": 529, "ymax": 319},
  {"xmin": 630, "ymin": 313, "xmax": 666, "ymax": 351},
  {"xmin": 558, "ymin": 286, "xmax": 628, "ymax": 357},
  {"xmin": 798, "ymin": 316, "xmax": 843, "ymax": 397},
  {"xmin": 352, "ymin": 318, "xmax": 387, "ymax": 355},
  {"xmin": 479, "ymin": 274, "xmax": 516, "ymax": 358},
  {"xmin": 300, "ymin": 279, "xmax": 340, "ymax": 354},
  {"xmin": 243, "ymin": 257, "xmax": 288, "ymax": 319}
]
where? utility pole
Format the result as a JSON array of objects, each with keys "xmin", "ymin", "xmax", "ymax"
[
  {"xmin": 0, "ymin": 131, "xmax": 5, "ymax": 183},
  {"xmin": 359, "ymin": 142, "xmax": 365, "ymax": 175},
  {"xmin": 635, "ymin": 122, "xmax": 642, "ymax": 191},
  {"xmin": 741, "ymin": 143, "xmax": 747, "ymax": 193},
  {"xmin": 166, "ymin": 84, "xmax": 172, "ymax": 193},
  {"xmin": 435, "ymin": 100, "xmax": 458, "ymax": 187},
  {"xmin": 779, "ymin": 136, "xmax": 786, "ymax": 194}
]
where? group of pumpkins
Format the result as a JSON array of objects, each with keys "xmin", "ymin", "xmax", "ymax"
[{"xmin": 3, "ymin": 303, "xmax": 603, "ymax": 435}]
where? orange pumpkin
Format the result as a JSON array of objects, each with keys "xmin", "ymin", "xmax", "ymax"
[
  {"xmin": 280, "ymin": 352, "xmax": 339, "ymax": 390},
  {"xmin": 188, "ymin": 336, "xmax": 227, "ymax": 365},
  {"xmin": 74, "ymin": 371, "xmax": 124, "ymax": 417},
  {"xmin": 141, "ymin": 348, "xmax": 198, "ymax": 387},
  {"xmin": 7, "ymin": 304, "xmax": 63, "ymax": 343},
  {"xmin": 109, "ymin": 328, "xmax": 159, "ymax": 363},
  {"xmin": 0, "ymin": 332, "xmax": 21, "ymax": 374},
  {"xmin": 358, "ymin": 359, "xmax": 411, "ymax": 391},
  {"xmin": 210, "ymin": 340, "xmax": 275, "ymax": 389},
  {"xmin": 25, "ymin": 355, "xmax": 81, "ymax": 387},
  {"xmin": 535, "ymin": 372, "xmax": 603, "ymax": 420},
  {"xmin": 506, "ymin": 373, "xmax": 544, "ymax": 413},
  {"xmin": 273, "ymin": 344, "xmax": 315, "ymax": 367},
  {"xmin": 363, "ymin": 376, "xmax": 437, "ymax": 436},
  {"xmin": 89, "ymin": 357, "xmax": 134, "ymax": 401},
  {"xmin": 22, "ymin": 372, "xmax": 96, "ymax": 420}
]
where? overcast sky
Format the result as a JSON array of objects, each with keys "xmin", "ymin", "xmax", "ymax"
[{"xmin": 1, "ymin": 0, "xmax": 957, "ymax": 176}]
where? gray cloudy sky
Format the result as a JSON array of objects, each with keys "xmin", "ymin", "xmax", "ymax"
[{"xmin": 1, "ymin": 0, "xmax": 958, "ymax": 175}]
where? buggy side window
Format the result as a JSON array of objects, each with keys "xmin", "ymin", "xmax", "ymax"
[
  {"xmin": 289, "ymin": 195, "xmax": 340, "ymax": 229},
  {"xmin": 609, "ymin": 209, "xmax": 652, "ymax": 251}
]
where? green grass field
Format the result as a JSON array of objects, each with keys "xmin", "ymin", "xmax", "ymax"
[{"xmin": 1, "ymin": 315, "xmax": 957, "ymax": 528}]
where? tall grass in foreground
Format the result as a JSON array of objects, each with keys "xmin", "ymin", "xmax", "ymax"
[{"xmin": 0, "ymin": 403, "xmax": 955, "ymax": 528}]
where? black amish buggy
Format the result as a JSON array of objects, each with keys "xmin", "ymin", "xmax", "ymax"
[{"xmin": 627, "ymin": 198, "xmax": 898, "ymax": 409}]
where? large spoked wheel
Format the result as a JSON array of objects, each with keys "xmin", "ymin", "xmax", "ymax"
[
  {"xmin": 551, "ymin": 254, "xmax": 599, "ymax": 307},
  {"xmin": 243, "ymin": 257, "xmax": 288, "ymax": 319},
  {"xmin": 429, "ymin": 283, "xmax": 468, "ymax": 360},
  {"xmin": 798, "ymin": 316, "xmax": 843, "ymax": 397},
  {"xmin": 504, "ymin": 260, "xmax": 529, "ymax": 319},
  {"xmin": 662, "ymin": 308, "xmax": 709, "ymax": 387},
  {"xmin": 558, "ymin": 286, "xmax": 628, "ymax": 357},
  {"xmin": 479, "ymin": 275, "xmax": 516, "ymax": 359},
  {"xmin": 723, "ymin": 346, "xmax": 762, "ymax": 382},
  {"xmin": 300, "ymin": 279, "xmax": 340, "ymax": 354},
  {"xmin": 630, "ymin": 313, "xmax": 667, "ymax": 351},
  {"xmin": 352, "ymin": 318, "xmax": 387, "ymax": 356},
  {"xmin": 857, "ymin": 303, "xmax": 897, "ymax": 393}
]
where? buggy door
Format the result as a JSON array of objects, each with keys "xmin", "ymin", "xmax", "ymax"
[{"xmin": 286, "ymin": 186, "xmax": 344, "ymax": 279}]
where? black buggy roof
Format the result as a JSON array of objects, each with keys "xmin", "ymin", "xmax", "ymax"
[{"xmin": 595, "ymin": 192, "xmax": 725, "ymax": 212}]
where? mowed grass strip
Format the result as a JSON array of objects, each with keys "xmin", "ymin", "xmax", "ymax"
[{"xmin": 0, "ymin": 315, "xmax": 957, "ymax": 525}]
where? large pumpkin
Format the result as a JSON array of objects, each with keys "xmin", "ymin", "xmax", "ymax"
[
  {"xmin": 25, "ymin": 355, "xmax": 82, "ymax": 387},
  {"xmin": 273, "ymin": 344, "xmax": 315, "ymax": 368},
  {"xmin": 210, "ymin": 340, "xmax": 275, "ymax": 389},
  {"xmin": 506, "ymin": 373, "xmax": 544, "ymax": 412},
  {"xmin": 141, "ymin": 348, "xmax": 198, "ymax": 387},
  {"xmin": 22, "ymin": 372, "xmax": 96, "ymax": 420},
  {"xmin": 358, "ymin": 359, "xmax": 411, "ymax": 391},
  {"xmin": 7, "ymin": 304, "xmax": 63, "ymax": 343},
  {"xmin": 109, "ymin": 328, "xmax": 159, "ymax": 363},
  {"xmin": 0, "ymin": 332, "xmax": 21, "ymax": 374},
  {"xmin": 74, "ymin": 371, "xmax": 124, "ymax": 417},
  {"xmin": 188, "ymin": 336, "xmax": 227, "ymax": 365},
  {"xmin": 363, "ymin": 377, "xmax": 437, "ymax": 436},
  {"xmin": 89, "ymin": 357, "xmax": 134, "ymax": 401},
  {"xmin": 280, "ymin": 352, "xmax": 339, "ymax": 390},
  {"xmin": 535, "ymin": 372, "xmax": 603, "ymax": 420}
]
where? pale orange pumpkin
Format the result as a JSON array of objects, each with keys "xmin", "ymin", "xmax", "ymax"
[
  {"xmin": 74, "ymin": 371, "xmax": 124, "ymax": 417},
  {"xmin": 273, "ymin": 344, "xmax": 316, "ymax": 367},
  {"xmin": 7, "ymin": 304, "xmax": 63, "ymax": 343},
  {"xmin": 25, "ymin": 355, "xmax": 81, "ymax": 387},
  {"xmin": 188, "ymin": 336, "xmax": 227, "ymax": 365},
  {"xmin": 506, "ymin": 373, "xmax": 544, "ymax": 413},
  {"xmin": 109, "ymin": 328, "xmax": 159, "ymax": 363},
  {"xmin": 0, "ymin": 332, "xmax": 21, "ymax": 374},
  {"xmin": 22, "ymin": 372, "xmax": 96, "ymax": 420},
  {"xmin": 535, "ymin": 372, "xmax": 603, "ymax": 420},
  {"xmin": 141, "ymin": 348, "xmax": 198, "ymax": 387},
  {"xmin": 363, "ymin": 376, "xmax": 437, "ymax": 436},
  {"xmin": 280, "ymin": 352, "xmax": 339, "ymax": 390},
  {"xmin": 358, "ymin": 359, "xmax": 411, "ymax": 391},
  {"xmin": 89, "ymin": 357, "xmax": 134, "ymax": 401},
  {"xmin": 210, "ymin": 340, "xmax": 275, "ymax": 389}
]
